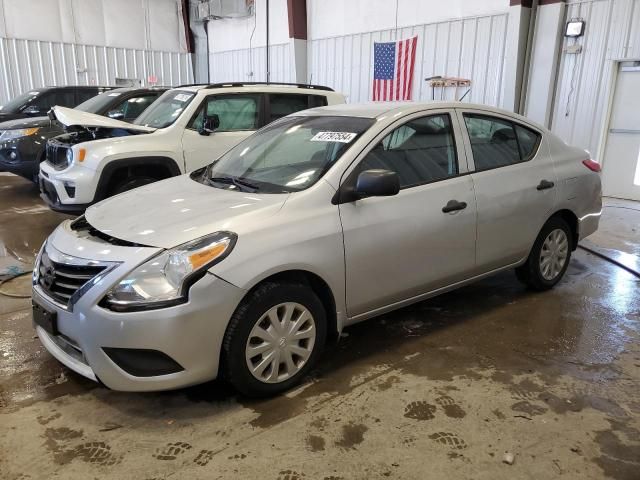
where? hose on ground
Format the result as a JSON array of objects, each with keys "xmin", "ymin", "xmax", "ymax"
[
  {"xmin": 577, "ymin": 245, "xmax": 640, "ymax": 279},
  {"xmin": 0, "ymin": 271, "xmax": 32, "ymax": 298}
]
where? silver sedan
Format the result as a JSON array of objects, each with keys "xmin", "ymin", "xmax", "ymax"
[{"xmin": 32, "ymin": 102, "xmax": 602, "ymax": 396}]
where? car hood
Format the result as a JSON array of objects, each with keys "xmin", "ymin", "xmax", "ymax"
[
  {"xmin": 0, "ymin": 116, "xmax": 51, "ymax": 129},
  {"xmin": 50, "ymin": 106, "xmax": 156, "ymax": 133},
  {"xmin": 0, "ymin": 112, "xmax": 24, "ymax": 122},
  {"xmin": 85, "ymin": 174, "xmax": 289, "ymax": 249}
]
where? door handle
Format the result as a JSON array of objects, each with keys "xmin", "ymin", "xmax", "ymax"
[
  {"xmin": 537, "ymin": 179, "xmax": 555, "ymax": 190},
  {"xmin": 442, "ymin": 200, "xmax": 467, "ymax": 213}
]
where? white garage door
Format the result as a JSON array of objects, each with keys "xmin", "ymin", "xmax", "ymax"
[{"xmin": 601, "ymin": 64, "xmax": 640, "ymax": 201}]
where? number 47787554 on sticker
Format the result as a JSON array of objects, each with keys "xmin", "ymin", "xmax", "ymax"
[{"xmin": 310, "ymin": 131, "xmax": 357, "ymax": 143}]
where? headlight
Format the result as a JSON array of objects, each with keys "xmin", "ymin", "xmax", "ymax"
[
  {"xmin": 102, "ymin": 231, "xmax": 237, "ymax": 311},
  {"xmin": 33, "ymin": 241, "xmax": 46, "ymax": 285},
  {"xmin": 65, "ymin": 149, "xmax": 74, "ymax": 167},
  {"xmin": 0, "ymin": 127, "xmax": 39, "ymax": 141}
]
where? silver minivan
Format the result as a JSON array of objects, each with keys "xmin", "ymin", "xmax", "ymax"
[{"xmin": 32, "ymin": 102, "xmax": 602, "ymax": 396}]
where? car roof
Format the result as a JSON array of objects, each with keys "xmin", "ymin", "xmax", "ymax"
[
  {"xmin": 294, "ymin": 101, "xmax": 548, "ymax": 131},
  {"xmin": 174, "ymin": 83, "xmax": 337, "ymax": 96},
  {"xmin": 37, "ymin": 86, "xmax": 117, "ymax": 91},
  {"xmin": 104, "ymin": 86, "xmax": 170, "ymax": 94}
]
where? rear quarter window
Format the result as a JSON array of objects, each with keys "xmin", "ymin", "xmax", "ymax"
[{"xmin": 515, "ymin": 124, "xmax": 541, "ymax": 160}]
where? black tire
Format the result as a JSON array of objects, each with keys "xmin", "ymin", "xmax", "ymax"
[
  {"xmin": 515, "ymin": 216, "xmax": 572, "ymax": 291},
  {"xmin": 109, "ymin": 176, "xmax": 157, "ymax": 196},
  {"xmin": 222, "ymin": 281, "xmax": 327, "ymax": 397}
]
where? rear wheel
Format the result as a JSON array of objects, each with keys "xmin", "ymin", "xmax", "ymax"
[
  {"xmin": 222, "ymin": 282, "xmax": 326, "ymax": 397},
  {"xmin": 516, "ymin": 217, "xmax": 572, "ymax": 291},
  {"xmin": 109, "ymin": 175, "xmax": 157, "ymax": 196}
]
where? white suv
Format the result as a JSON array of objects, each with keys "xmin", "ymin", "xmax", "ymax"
[{"xmin": 38, "ymin": 83, "xmax": 345, "ymax": 213}]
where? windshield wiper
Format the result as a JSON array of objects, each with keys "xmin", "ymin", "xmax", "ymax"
[{"xmin": 208, "ymin": 175, "xmax": 259, "ymax": 192}]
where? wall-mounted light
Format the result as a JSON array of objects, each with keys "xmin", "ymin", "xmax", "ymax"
[{"xmin": 565, "ymin": 20, "xmax": 585, "ymax": 38}]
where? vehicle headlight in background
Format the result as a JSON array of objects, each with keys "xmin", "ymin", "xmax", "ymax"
[
  {"xmin": 102, "ymin": 231, "xmax": 237, "ymax": 311},
  {"xmin": 0, "ymin": 127, "xmax": 40, "ymax": 141},
  {"xmin": 65, "ymin": 149, "xmax": 74, "ymax": 167}
]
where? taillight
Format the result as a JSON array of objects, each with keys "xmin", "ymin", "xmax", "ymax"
[{"xmin": 582, "ymin": 159, "xmax": 601, "ymax": 172}]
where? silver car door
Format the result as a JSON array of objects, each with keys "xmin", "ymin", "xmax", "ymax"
[
  {"xmin": 455, "ymin": 108, "xmax": 558, "ymax": 273},
  {"xmin": 338, "ymin": 110, "xmax": 477, "ymax": 319}
]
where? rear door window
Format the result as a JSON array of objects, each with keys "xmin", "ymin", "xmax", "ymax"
[
  {"xmin": 463, "ymin": 114, "xmax": 533, "ymax": 171},
  {"xmin": 267, "ymin": 94, "xmax": 327, "ymax": 123}
]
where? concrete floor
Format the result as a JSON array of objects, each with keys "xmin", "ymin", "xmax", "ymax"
[{"xmin": 0, "ymin": 173, "xmax": 639, "ymax": 480}]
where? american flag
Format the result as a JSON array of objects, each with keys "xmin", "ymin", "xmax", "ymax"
[{"xmin": 372, "ymin": 36, "xmax": 418, "ymax": 101}]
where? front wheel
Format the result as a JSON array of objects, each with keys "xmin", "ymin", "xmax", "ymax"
[
  {"xmin": 222, "ymin": 282, "xmax": 327, "ymax": 397},
  {"xmin": 516, "ymin": 217, "xmax": 572, "ymax": 291}
]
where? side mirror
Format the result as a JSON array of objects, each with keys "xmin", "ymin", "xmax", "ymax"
[
  {"xmin": 199, "ymin": 114, "xmax": 220, "ymax": 136},
  {"xmin": 334, "ymin": 169, "xmax": 400, "ymax": 204},
  {"xmin": 23, "ymin": 105, "xmax": 41, "ymax": 115},
  {"xmin": 107, "ymin": 110, "xmax": 125, "ymax": 120},
  {"xmin": 355, "ymin": 169, "xmax": 400, "ymax": 198}
]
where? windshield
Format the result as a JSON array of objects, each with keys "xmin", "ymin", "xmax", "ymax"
[
  {"xmin": 200, "ymin": 115, "xmax": 374, "ymax": 193},
  {"xmin": 134, "ymin": 90, "xmax": 194, "ymax": 128},
  {"xmin": 0, "ymin": 90, "xmax": 44, "ymax": 113},
  {"xmin": 75, "ymin": 91, "xmax": 122, "ymax": 113}
]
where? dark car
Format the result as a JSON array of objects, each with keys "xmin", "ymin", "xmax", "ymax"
[
  {"xmin": 0, "ymin": 87, "xmax": 167, "ymax": 182},
  {"xmin": 0, "ymin": 86, "xmax": 115, "ymax": 122}
]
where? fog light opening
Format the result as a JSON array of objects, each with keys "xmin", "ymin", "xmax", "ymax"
[{"xmin": 63, "ymin": 181, "xmax": 76, "ymax": 198}]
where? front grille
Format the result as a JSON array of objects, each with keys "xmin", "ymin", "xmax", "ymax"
[
  {"xmin": 46, "ymin": 141, "xmax": 70, "ymax": 170},
  {"xmin": 37, "ymin": 251, "xmax": 106, "ymax": 306}
]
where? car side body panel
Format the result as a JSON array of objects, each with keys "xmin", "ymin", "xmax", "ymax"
[
  {"xmin": 209, "ymin": 181, "xmax": 349, "ymax": 332},
  {"xmin": 454, "ymin": 108, "xmax": 559, "ymax": 272},
  {"xmin": 546, "ymin": 134, "xmax": 602, "ymax": 241},
  {"xmin": 334, "ymin": 108, "xmax": 478, "ymax": 317}
]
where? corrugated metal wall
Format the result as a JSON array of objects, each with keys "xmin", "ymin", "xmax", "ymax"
[
  {"xmin": 308, "ymin": 13, "xmax": 509, "ymax": 104},
  {"xmin": 0, "ymin": 38, "xmax": 194, "ymax": 104},
  {"xmin": 551, "ymin": 0, "xmax": 640, "ymax": 154},
  {"xmin": 209, "ymin": 42, "xmax": 294, "ymax": 83}
]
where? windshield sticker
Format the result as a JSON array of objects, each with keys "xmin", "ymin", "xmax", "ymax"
[
  {"xmin": 174, "ymin": 93, "xmax": 192, "ymax": 102},
  {"xmin": 108, "ymin": 92, "xmax": 122, "ymax": 96},
  {"xmin": 310, "ymin": 131, "xmax": 357, "ymax": 143}
]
